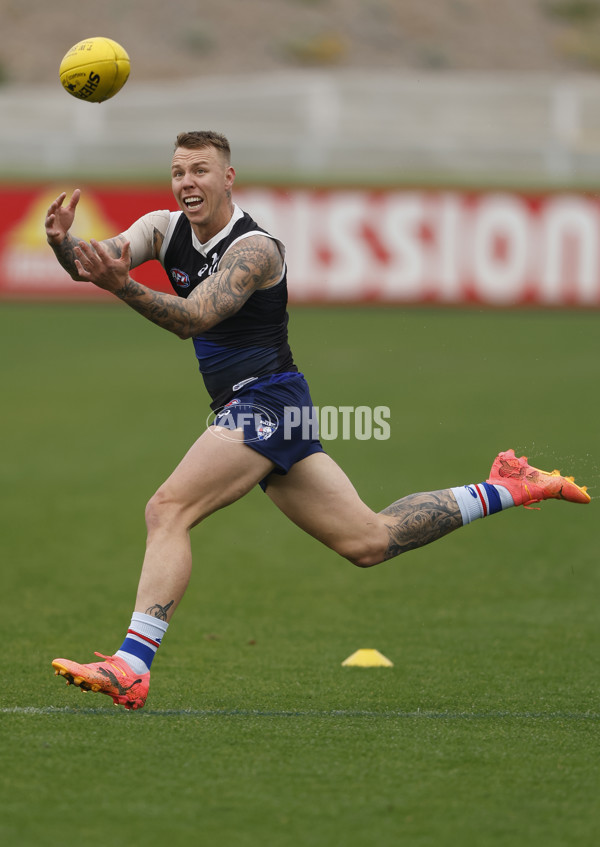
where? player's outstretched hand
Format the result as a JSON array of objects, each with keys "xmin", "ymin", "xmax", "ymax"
[
  {"xmin": 45, "ymin": 189, "xmax": 81, "ymax": 245},
  {"xmin": 74, "ymin": 239, "xmax": 132, "ymax": 294}
]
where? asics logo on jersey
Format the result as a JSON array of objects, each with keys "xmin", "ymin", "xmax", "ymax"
[{"xmin": 198, "ymin": 253, "xmax": 219, "ymax": 278}]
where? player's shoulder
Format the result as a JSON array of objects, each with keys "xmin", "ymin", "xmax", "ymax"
[
  {"xmin": 234, "ymin": 209, "xmax": 269, "ymax": 236},
  {"xmin": 232, "ymin": 210, "xmax": 285, "ymax": 259},
  {"xmin": 223, "ymin": 231, "xmax": 285, "ymax": 290}
]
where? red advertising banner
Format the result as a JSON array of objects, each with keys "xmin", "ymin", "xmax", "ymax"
[
  {"xmin": 0, "ymin": 185, "xmax": 173, "ymax": 301},
  {"xmin": 1, "ymin": 184, "xmax": 600, "ymax": 306}
]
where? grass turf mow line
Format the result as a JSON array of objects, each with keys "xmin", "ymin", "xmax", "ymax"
[{"xmin": 2, "ymin": 706, "xmax": 599, "ymax": 720}]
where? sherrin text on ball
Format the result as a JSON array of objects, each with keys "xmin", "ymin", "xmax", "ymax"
[{"xmin": 59, "ymin": 37, "xmax": 130, "ymax": 103}]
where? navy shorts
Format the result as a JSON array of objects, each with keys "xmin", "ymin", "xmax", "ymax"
[{"xmin": 209, "ymin": 372, "xmax": 325, "ymax": 491}]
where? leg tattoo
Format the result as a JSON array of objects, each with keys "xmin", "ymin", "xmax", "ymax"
[
  {"xmin": 145, "ymin": 600, "xmax": 174, "ymax": 621},
  {"xmin": 380, "ymin": 490, "xmax": 462, "ymax": 560}
]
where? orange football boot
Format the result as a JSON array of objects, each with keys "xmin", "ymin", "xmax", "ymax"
[
  {"xmin": 487, "ymin": 448, "xmax": 590, "ymax": 507},
  {"xmin": 52, "ymin": 652, "xmax": 149, "ymax": 710}
]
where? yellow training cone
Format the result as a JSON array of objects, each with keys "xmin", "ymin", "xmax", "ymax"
[{"xmin": 341, "ymin": 649, "xmax": 393, "ymax": 667}]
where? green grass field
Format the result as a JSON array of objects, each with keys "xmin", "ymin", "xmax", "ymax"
[{"xmin": 1, "ymin": 303, "xmax": 598, "ymax": 847}]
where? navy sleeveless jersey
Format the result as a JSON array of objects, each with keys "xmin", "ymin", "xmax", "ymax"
[{"xmin": 162, "ymin": 209, "xmax": 297, "ymax": 410}]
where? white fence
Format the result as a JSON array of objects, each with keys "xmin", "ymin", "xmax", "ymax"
[{"xmin": 2, "ymin": 70, "xmax": 600, "ymax": 182}]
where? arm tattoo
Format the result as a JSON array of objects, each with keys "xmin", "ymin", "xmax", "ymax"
[
  {"xmin": 113, "ymin": 280, "xmax": 205, "ymax": 337},
  {"xmin": 380, "ymin": 490, "xmax": 463, "ymax": 560},
  {"xmin": 145, "ymin": 600, "xmax": 174, "ymax": 621},
  {"xmin": 103, "ymin": 235, "xmax": 128, "ymax": 260},
  {"xmin": 50, "ymin": 234, "xmax": 127, "ymax": 279},
  {"xmin": 152, "ymin": 226, "xmax": 164, "ymax": 259},
  {"xmin": 114, "ymin": 234, "xmax": 282, "ymax": 339},
  {"xmin": 49, "ymin": 233, "xmax": 84, "ymax": 279}
]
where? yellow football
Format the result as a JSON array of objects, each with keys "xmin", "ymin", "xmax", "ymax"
[{"xmin": 59, "ymin": 37, "xmax": 130, "ymax": 103}]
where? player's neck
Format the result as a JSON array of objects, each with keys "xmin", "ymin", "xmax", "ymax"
[{"xmin": 190, "ymin": 202, "xmax": 235, "ymax": 245}]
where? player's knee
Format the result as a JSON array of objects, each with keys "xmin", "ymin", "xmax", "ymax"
[
  {"xmin": 145, "ymin": 485, "xmax": 212, "ymax": 534},
  {"xmin": 338, "ymin": 538, "xmax": 386, "ymax": 569},
  {"xmin": 347, "ymin": 552, "xmax": 383, "ymax": 568},
  {"xmin": 145, "ymin": 487, "xmax": 178, "ymax": 532}
]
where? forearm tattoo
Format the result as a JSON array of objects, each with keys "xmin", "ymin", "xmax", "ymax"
[
  {"xmin": 380, "ymin": 490, "xmax": 462, "ymax": 560},
  {"xmin": 114, "ymin": 235, "xmax": 281, "ymax": 338},
  {"xmin": 51, "ymin": 234, "xmax": 127, "ymax": 280},
  {"xmin": 50, "ymin": 233, "xmax": 83, "ymax": 279},
  {"xmin": 114, "ymin": 280, "xmax": 200, "ymax": 337},
  {"xmin": 145, "ymin": 601, "xmax": 174, "ymax": 621}
]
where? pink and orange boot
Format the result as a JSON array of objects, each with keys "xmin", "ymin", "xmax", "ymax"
[
  {"xmin": 487, "ymin": 449, "xmax": 590, "ymax": 508},
  {"xmin": 52, "ymin": 652, "xmax": 149, "ymax": 710}
]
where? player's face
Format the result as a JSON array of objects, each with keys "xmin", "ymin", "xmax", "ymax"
[{"xmin": 171, "ymin": 146, "xmax": 235, "ymax": 241}]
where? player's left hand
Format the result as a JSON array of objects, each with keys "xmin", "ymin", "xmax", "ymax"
[{"xmin": 74, "ymin": 239, "xmax": 131, "ymax": 293}]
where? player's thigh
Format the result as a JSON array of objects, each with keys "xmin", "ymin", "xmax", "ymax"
[
  {"xmin": 150, "ymin": 427, "xmax": 274, "ymax": 526},
  {"xmin": 264, "ymin": 452, "xmax": 386, "ymax": 560}
]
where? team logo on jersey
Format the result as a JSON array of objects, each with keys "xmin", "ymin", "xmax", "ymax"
[{"xmin": 171, "ymin": 268, "xmax": 190, "ymax": 288}]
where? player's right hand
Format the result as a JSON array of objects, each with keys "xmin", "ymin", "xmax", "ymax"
[{"xmin": 45, "ymin": 189, "xmax": 81, "ymax": 245}]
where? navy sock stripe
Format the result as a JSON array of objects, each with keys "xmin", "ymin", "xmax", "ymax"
[
  {"xmin": 482, "ymin": 482, "xmax": 502, "ymax": 515},
  {"xmin": 119, "ymin": 636, "xmax": 155, "ymax": 668}
]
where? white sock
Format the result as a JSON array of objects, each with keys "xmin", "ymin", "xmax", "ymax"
[
  {"xmin": 115, "ymin": 612, "xmax": 169, "ymax": 674},
  {"xmin": 451, "ymin": 482, "xmax": 515, "ymax": 526}
]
